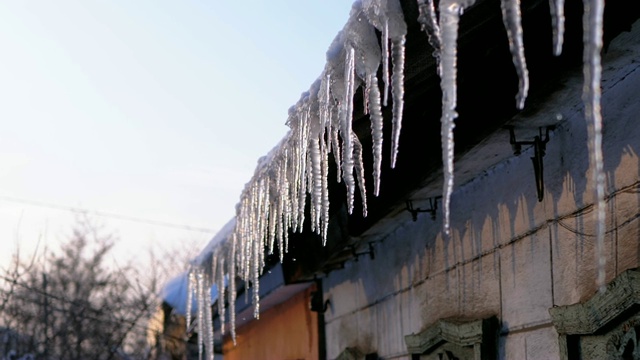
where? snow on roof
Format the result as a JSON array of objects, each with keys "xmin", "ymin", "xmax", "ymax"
[{"xmin": 159, "ymin": 271, "xmax": 218, "ymax": 316}]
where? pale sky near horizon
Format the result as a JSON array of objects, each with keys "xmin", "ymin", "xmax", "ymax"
[{"xmin": 0, "ymin": 1, "xmax": 352, "ymax": 275}]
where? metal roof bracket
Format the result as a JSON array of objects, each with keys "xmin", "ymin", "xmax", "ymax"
[{"xmin": 505, "ymin": 125, "xmax": 555, "ymax": 202}]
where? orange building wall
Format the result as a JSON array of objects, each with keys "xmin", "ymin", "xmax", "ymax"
[{"xmin": 222, "ymin": 287, "xmax": 319, "ymax": 360}]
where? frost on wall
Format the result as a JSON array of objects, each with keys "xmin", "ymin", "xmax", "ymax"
[{"xmin": 184, "ymin": 0, "xmax": 607, "ymax": 356}]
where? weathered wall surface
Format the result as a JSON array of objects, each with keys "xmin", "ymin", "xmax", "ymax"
[
  {"xmin": 322, "ymin": 21, "xmax": 640, "ymax": 360},
  {"xmin": 222, "ymin": 287, "xmax": 319, "ymax": 360}
]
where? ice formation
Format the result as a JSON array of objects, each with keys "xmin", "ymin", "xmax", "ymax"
[
  {"xmin": 183, "ymin": 0, "xmax": 608, "ymax": 354},
  {"xmin": 549, "ymin": 0, "xmax": 566, "ymax": 56},
  {"xmin": 438, "ymin": 0, "xmax": 462, "ymax": 236},
  {"xmin": 500, "ymin": 0, "xmax": 529, "ymax": 109},
  {"xmin": 582, "ymin": 0, "xmax": 606, "ymax": 291},
  {"xmin": 417, "ymin": 0, "xmax": 442, "ymax": 64}
]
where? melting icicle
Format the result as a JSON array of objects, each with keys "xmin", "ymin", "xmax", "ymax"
[
  {"xmin": 363, "ymin": 0, "xmax": 407, "ymax": 168},
  {"xmin": 321, "ymin": 129, "xmax": 330, "ymax": 244},
  {"xmin": 500, "ymin": 0, "xmax": 529, "ymax": 109},
  {"xmin": 204, "ymin": 285, "xmax": 214, "ymax": 360},
  {"xmin": 229, "ymin": 234, "xmax": 237, "ymax": 345},
  {"xmin": 210, "ymin": 255, "xmax": 219, "ymax": 349},
  {"xmin": 310, "ymin": 127, "xmax": 323, "ymax": 234},
  {"xmin": 382, "ymin": 20, "xmax": 390, "ymax": 106},
  {"xmin": 331, "ymin": 116, "xmax": 343, "ymax": 183},
  {"xmin": 390, "ymin": 35, "xmax": 406, "ymax": 168},
  {"xmin": 347, "ymin": 3, "xmax": 383, "ymax": 196},
  {"xmin": 582, "ymin": 0, "xmax": 606, "ymax": 292},
  {"xmin": 417, "ymin": 0, "xmax": 442, "ymax": 62},
  {"xmin": 549, "ymin": 0, "xmax": 565, "ymax": 56},
  {"xmin": 252, "ymin": 228, "xmax": 261, "ymax": 318},
  {"xmin": 196, "ymin": 270, "xmax": 205, "ymax": 360},
  {"xmin": 297, "ymin": 113, "xmax": 310, "ymax": 232},
  {"xmin": 439, "ymin": 0, "xmax": 462, "ymax": 236},
  {"xmin": 186, "ymin": 270, "xmax": 195, "ymax": 331},
  {"xmin": 353, "ymin": 132, "xmax": 368, "ymax": 217},
  {"xmin": 368, "ymin": 73, "xmax": 384, "ymax": 196},
  {"xmin": 343, "ymin": 46, "xmax": 357, "ymax": 214},
  {"xmin": 218, "ymin": 258, "xmax": 226, "ymax": 336}
]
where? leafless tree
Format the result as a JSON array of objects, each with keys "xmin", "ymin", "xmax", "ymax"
[{"xmin": 0, "ymin": 218, "xmax": 161, "ymax": 360}]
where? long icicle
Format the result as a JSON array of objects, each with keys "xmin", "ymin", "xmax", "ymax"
[
  {"xmin": 368, "ymin": 73, "xmax": 384, "ymax": 196},
  {"xmin": 310, "ymin": 132, "xmax": 323, "ymax": 231},
  {"xmin": 343, "ymin": 46, "xmax": 357, "ymax": 214},
  {"xmin": 439, "ymin": 0, "xmax": 461, "ymax": 236},
  {"xmin": 186, "ymin": 270, "xmax": 195, "ymax": 333},
  {"xmin": 217, "ymin": 257, "xmax": 226, "ymax": 337},
  {"xmin": 204, "ymin": 273, "xmax": 215, "ymax": 360},
  {"xmin": 549, "ymin": 0, "xmax": 565, "ymax": 56},
  {"xmin": 500, "ymin": 0, "xmax": 529, "ymax": 109},
  {"xmin": 353, "ymin": 132, "xmax": 368, "ymax": 217},
  {"xmin": 382, "ymin": 19, "xmax": 390, "ymax": 106},
  {"xmin": 229, "ymin": 234, "xmax": 237, "ymax": 345},
  {"xmin": 390, "ymin": 35, "xmax": 406, "ymax": 168},
  {"xmin": 582, "ymin": 0, "xmax": 606, "ymax": 292},
  {"xmin": 320, "ymin": 129, "xmax": 330, "ymax": 244},
  {"xmin": 196, "ymin": 270, "xmax": 205, "ymax": 360}
]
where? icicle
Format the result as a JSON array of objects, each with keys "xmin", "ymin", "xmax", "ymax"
[
  {"xmin": 390, "ymin": 35, "xmax": 406, "ymax": 168},
  {"xmin": 320, "ymin": 73, "xmax": 332, "ymax": 130},
  {"xmin": 259, "ymin": 178, "xmax": 269, "ymax": 268},
  {"xmin": 331, "ymin": 115, "xmax": 343, "ymax": 183},
  {"xmin": 345, "ymin": 4, "xmax": 383, "ymax": 196},
  {"xmin": 582, "ymin": 0, "xmax": 606, "ymax": 292},
  {"xmin": 208, "ymin": 256, "xmax": 218, "ymax": 355},
  {"xmin": 268, "ymin": 192, "xmax": 277, "ymax": 254},
  {"xmin": 368, "ymin": 73, "xmax": 384, "ymax": 196},
  {"xmin": 243, "ymin": 196, "xmax": 253, "ymax": 280},
  {"xmin": 363, "ymin": 0, "xmax": 407, "ymax": 168},
  {"xmin": 320, "ymin": 129, "xmax": 330, "ymax": 245},
  {"xmin": 297, "ymin": 114, "xmax": 309, "ymax": 231},
  {"xmin": 382, "ymin": 20, "xmax": 390, "ymax": 106},
  {"xmin": 283, "ymin": 154, "xmax": 291, "ymax": 254},
  {"xmin": 439, "ymin": 0, "xmax": 462, "ymax": 236},
  {"xmin": 417, "ymin": 0, "xmax": 442, "ymax": 62},
  {"xmin": 281, "ymin": 148, "xmax": 291, "ymax": 256},
  {"xmin": 289, "ymin": 111, "xmax": 302, "ymax": 233},
  {"xmin": 196, "ymin": 270, "xmax": 205, "ymax": 360},
  {"xmin": 277, "ymin": 159, "xmax": 287, "ymax": 261},
  {"xmin": 229, "ymin": 234, "xmax": 237, "ymax": 345},
  {"xmin": 343, "ymin": 46, "xmax": 357, "ymax": 214},
  {"xmin": 252, "ymin": 228, "xmax": 261, "ymax": 318},
  {"xmin": 363, "ymin": 80, "xmax": 370, "ymax": 115},
  {"xmin": 310, "ymin": 130, "xmax": 323, "ymax": 233},
  {"xmin": 549, "ymin": 0, "xmax": 565, "ymax": 56},
  {"xmin": 500, "ymin": 0, "xmax": 529, "ymax": 109},
  {"xmin": 218, "ymin": 258, "xmax": 226, "ymax": 336},
  {"xmin": 186, "ymin": 270, "xmax": 195, "ymax": 332},
  {"xmin": 352, "ymin": 132, "xmax": 368, "ymax": 217},
  {"xmin": 306, "ymin": 131, "xmax": 317, "ymax": 233},
  {"xmin": 204, "ymin": 285, "xmax": 214, "ymax": 360}
]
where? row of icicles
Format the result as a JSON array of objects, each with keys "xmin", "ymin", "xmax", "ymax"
[{"xmin": 186, "ymin": 0, "xmax": 607, "ymax": 358}]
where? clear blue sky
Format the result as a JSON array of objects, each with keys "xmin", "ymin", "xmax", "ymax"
[{"xmin": 0, "ymin": 1, "xmax": 352, "ymax": 270}]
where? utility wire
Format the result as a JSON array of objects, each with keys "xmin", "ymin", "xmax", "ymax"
[{"xmin": 0, "ymin": 195, "xmax": 215, "ymax": 233}]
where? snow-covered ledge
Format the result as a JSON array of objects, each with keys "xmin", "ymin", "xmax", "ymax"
[
  {"xmin": 404, "ymin": 317, "xmax": 498, "ymax": 359},
  {"xmin": 550, "ymin": 268, "xmax": 640, "ymax": 360}
]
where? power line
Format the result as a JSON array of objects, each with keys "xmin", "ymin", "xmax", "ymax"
[{"xmin": 0, "ymin": 195, "xmax": 216, "ymax": 234}]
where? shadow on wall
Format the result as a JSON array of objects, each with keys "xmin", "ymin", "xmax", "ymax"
[{"xmin": 323, "ymin": 20, "xmax": 640, "ymax": 359}]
